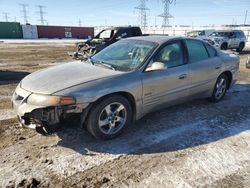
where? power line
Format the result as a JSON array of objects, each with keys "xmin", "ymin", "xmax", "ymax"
[
  {"xmin": 158, "ymin": 0, "xmax": 176, "ymax": 28},
  {"xmin": 36, "ymin": 5, "xmax": 47, "ymax": 25},
  {"xmin": 19, "ymin": 4, "xmax": 29, "ymax": 24},
  {"xmin": 134, "ymin": 0, "xmax": 150, "ymax": 29},
  {"xmin": 3, "ymin": 12, "xmax": 10, "ymax": 22}
]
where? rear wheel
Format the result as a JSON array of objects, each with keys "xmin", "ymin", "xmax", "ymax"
[
  {"xmin": 236, "ymin": 42, "xmax": 245, "ymax": 52},
  {"xmin": 221, "ymin": 43, "xmax": 228, "ymax": 50},
  {"xmin": 87, "ymin": 95, "xmax": 132, "ymax": 139},
  {"xmin": 209, "ymin": 74, "xmax": 228, "ymax": 103}
]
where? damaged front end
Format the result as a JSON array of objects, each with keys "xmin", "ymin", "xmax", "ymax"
[
  {"xmin": 68, "ymin": 38, "xmax": 105, "ymax": 60},
  {"xmin": 12, "ymin": 84, "xmax": 85, "ymax": 135},
  {"xmin": 20, "ymin": 106, "xmax": 65, "ymax": 134}
]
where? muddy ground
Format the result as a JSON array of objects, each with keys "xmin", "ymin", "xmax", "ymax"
[{"xmin": 0, "ymin": 41, "xmax": 250, "ymax": 188}]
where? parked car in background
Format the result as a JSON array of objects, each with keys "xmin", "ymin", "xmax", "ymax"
[
  {"xmin": 187, "ymin": 29, "xmax": 215, "ymax": 39},
  {"xmin": 12, "ymin": 36, "xmax": 240, "ymax": 139},
  {"xmin": 205, "ymin": 30, "xmax": 247, "ymax": 52}
]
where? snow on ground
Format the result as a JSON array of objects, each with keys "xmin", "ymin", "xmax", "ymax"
[
  {"xmin": 136, "ymin": 120, "xmax": 250, "ymax": 188},
  {"xmin": 0, "ymin": 109, "xmax": 16, "ymax": 121}
]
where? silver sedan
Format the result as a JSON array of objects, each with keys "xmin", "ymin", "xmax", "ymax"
[{"xmin": 12, "ymin": 36, "xmax": 240, "ymax": 139}]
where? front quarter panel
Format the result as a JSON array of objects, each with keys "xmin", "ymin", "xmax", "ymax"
[{"xmin": 54, "ymin": 71, "xmax": 143, "ymax": 119}]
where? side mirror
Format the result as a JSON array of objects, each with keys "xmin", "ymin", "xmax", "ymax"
[{"xmin": 145, "ymin": 62, "xmax": 167, "ymax": 72}]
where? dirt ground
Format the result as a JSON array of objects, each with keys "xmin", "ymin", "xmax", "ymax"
[{"xmin": 0, "ymin": 41, "xmax": 250, "ymax": 188}]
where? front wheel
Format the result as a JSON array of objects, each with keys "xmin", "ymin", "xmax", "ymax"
[
  {"xmin": 87, "ymin": 95, "xmax": 132, "ymax": 139},
  {"xmin": 236, "ymin": 42, "xmax": 245, "ymax": 52},
  {"xmin": 209, "ymin": 74, "xmax": 228, "ymax": 103},
  {"xmin": 221, "ymin": 43, "xmax": 228, "ymax": 50}
]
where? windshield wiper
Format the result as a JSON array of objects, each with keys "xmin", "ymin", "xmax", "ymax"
[{"xmin": 95, "ymin": 61, "xmax": 116, "ymax": 70}]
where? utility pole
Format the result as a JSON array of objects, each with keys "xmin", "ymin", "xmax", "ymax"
[
  {"xmin": 19, "ymin": 4, "xmax": 29, "ymax": 24},
  {"xmin": 78, "ymin": 18, "xmax": 82, "ymax": 27},
  {"xmin": 244, "ymin": 10, "xmax": 248, "ymax": 25},
  {"xmin": 3, "ymin": 12, "xmax": 10, "ymax": 22},
  {"xmin": 134, "ymin": 0, "xmax": 149, "ymax": 29},
  {"xmin": 158, "ymin": 0, "xmax": 176, "ymax": 28},
  {"xmin": 36, "ymin": 5, "xmax": 47, "ymax": 25}
]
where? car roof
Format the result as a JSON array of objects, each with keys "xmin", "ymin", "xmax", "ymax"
[{"xmin": 124, "ymin": 36, "xmax": 189, "ymax": 45}]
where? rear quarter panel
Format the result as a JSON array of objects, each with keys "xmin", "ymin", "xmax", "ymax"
[{"xmin": 218, "ymin": 51, "xmax": 240, "ymax": 86}]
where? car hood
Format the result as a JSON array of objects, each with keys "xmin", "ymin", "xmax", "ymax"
[{"xmin": 21, "ymin": 61, "xmax": 124, "ymax": 94}]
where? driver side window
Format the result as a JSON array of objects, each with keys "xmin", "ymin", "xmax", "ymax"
[{"xmin": 153, "ymin": 41, "xmax": 184, "ymax": 68}]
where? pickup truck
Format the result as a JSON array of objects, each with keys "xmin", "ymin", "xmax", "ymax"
[{"xmin": 69, "ymin": 26, "xmax": 144, "ymax": 60}]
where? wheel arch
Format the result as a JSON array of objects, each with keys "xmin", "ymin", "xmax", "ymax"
[
  {"xmin": 88, "ymin": 91, "xmax": 137, "ymax": 120},
  {"xmin": 240, "ymin": 41, "xmax": 245, "ymax": 45}
]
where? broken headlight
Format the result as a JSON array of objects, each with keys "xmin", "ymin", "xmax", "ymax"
[{"xmin": 27, "ymin": 94, "xmax": 75, "ymax": 106}]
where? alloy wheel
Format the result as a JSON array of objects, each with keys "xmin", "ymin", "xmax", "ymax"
[
  {"xmin": 98, "ymin": 102, "xmax": 127, "ymax": 135},
  {"xmin": 215, "ymin": 77, "xmax": 227, "ymax": 100}
]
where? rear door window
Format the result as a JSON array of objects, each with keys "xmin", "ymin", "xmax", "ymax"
[{"xmin": 186, "ymin": 39, "xmax": 209, "ymax": 63}]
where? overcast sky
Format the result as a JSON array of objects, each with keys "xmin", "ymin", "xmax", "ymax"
[{"xmin": 0, "ymin": 0, "xmax": 249, "ymax": 27}]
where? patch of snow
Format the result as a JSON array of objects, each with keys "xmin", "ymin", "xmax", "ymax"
[{"xmin": 0, "ymin": 109, "xmax": 16, "ymax": 121}]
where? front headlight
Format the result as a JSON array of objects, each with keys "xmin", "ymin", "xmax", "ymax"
[{"xmin": 27, "ymin": 94, "xmax": 75, "ymax": 106}]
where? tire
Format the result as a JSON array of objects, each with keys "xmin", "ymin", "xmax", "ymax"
[
  {"xmin": 209, "ymin": 74, "xmax": 228, "ymax": 103},
  {"xmin": 86, "ymin": 95, "xmax": 132, "ymax": 139},
  {"xmin": 221, "ymin": 43, "xmax": 228, "ymax": 50},
  {"xmin": 236, "ymin": 42, "xmax": 245, "ymax": 52}
]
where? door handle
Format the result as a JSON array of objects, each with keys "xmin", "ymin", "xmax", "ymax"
[
  {"xmin": 179, "ymin": 74, "xmax": 187, "ymax": 80},
  {"xmin": 215, "ymin": 66, "xmax": 221, "ymax": 70}
]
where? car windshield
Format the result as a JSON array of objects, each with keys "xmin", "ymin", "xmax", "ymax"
[
  {"xmin": 210, "ymin": 32, "xmax": 230, "ymax": 37},
  {"xmin": 91, "ymin": 40, "xmax": 158, "ymax": 71}
]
